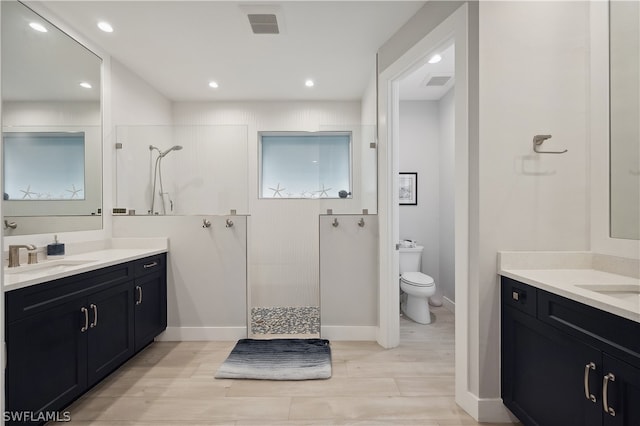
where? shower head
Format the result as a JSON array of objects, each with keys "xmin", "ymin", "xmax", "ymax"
[{"xmin": 159, "ymin": 145, "xmax": 183, "ymax": 157}]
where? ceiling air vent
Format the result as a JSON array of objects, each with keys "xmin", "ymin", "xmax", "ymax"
[
  {"xmin": 248, "ymin": 14, "xmax": 279, "ymax": 34},
  {"xmin": 425, "ymin": 76, "xmax": 452, "ymax": 87}
]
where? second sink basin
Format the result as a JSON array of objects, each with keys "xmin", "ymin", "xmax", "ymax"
[{"xmin": 576, "ymin": 284, "xmax": 640, "ymax": 305}]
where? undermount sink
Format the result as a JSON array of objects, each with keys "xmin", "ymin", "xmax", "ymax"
[
  {"xmin": 576, "ymin": 284, "xmax": 640, "ymax": 304},
  {"xmin": 4, "ymin": 259, "xmax": 97, "ymax": 275}
]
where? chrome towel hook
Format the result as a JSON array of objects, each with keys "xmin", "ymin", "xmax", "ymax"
[
  {"xmin": 332, "ymin": 218, "xmax": 339, "ymax": 227},
  {"xmin": 225, "ymin": 218, "xmax": 234, "ymax": 228},
  {"xmin": 202, "ymin": 218, "xmax": 211, "ymax": 228},
  {"xmin": 358, "ymin": 218, "xmax": 365, "ymax": 227},
  {"xmin": 533, "ymin": 134, "xmax": 567, "ymax": 154}
]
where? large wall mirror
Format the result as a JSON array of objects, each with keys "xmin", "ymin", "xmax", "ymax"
[
  {"xmin": 1, "ymin": 1, "xmax": 102, "ymax": 236},
  {"xmin": 610, "ymin": 0, "xmax": 640, "ymax": 240}
]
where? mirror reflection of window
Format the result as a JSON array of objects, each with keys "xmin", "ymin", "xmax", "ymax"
[{"xmin": 3, "ymin": 132, "xmax": 85, "ymax": 201}]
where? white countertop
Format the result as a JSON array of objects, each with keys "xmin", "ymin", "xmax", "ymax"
[
  {"xmin": 499, "ymin": 251, "xmax": 640, "ymax": 323},
  {"xmin": 3, "ymin": 238, "xmax": 168, "ymax": 292}
]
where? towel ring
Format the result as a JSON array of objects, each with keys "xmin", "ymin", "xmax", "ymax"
[{"xmin": 533, "ymin": 134, "xmax": 567, "ymax": 154}]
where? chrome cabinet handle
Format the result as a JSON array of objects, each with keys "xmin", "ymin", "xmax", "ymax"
[
  {"xmin": 136, "ymin": 285, "xmax": 143, "ymax": 305},
  {"xmin": 583, "ymin": 362, "xmax": 597, "ymax": 402},
  {"xmin": 143, "ymin": 261, "xmax": 158, "ymax": 269},
  {"xmin": 603, "ymin": 372, "xmax": 616, "ymax": 417},
  {"xmin": 90, "ymin": 304, "xmax": 98, "ymax": 328},
  {"xmin": 80, "ymin": 307, "xmax": 89, "ymax": 332}
]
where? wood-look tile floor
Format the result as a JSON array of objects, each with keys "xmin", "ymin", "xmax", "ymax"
[{"xmin": 57, "ymin": 307, "xmax": 520, "ymax": 425}]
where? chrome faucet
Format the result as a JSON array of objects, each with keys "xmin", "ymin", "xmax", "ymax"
[{"xmin": 8, "ymin": 244, "xmax": 37, "ymax": 268}]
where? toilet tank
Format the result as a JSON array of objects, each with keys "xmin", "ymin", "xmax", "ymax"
[{"xmin": 399, "ymin": 246, "xmax": 423, "ymax": 274}]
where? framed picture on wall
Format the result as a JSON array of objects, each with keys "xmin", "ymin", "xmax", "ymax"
[{"xmin": 399, "ymin": 172, "xmax": 417, "ymax": 205}]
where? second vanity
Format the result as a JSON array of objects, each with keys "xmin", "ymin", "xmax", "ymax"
[
  {"xmin": 3, "ymin": 239, "xmax": 168, "ymax": 425},
  {"xmin": 499, "ymin": 252, "xmax": 640, "ymax": 426}
]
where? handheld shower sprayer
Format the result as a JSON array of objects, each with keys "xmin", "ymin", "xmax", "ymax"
[
  {"xmin": 149, "ymin": 145, "xmax": 184, "ymax": 215},
  {"xmin": 150, "ymin": 145, "xmax": 183, "ymax": 157},
  {"xmin": 160, "ymin": 145, "xmax": 183, "ymax": 157}
]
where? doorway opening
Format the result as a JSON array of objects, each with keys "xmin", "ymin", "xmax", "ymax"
[
  {"xmin": 377, "ymin": 2, "xmax": 471, "ymax": 414},
  {"xmin": 397, "ymin": 41, "xmax": 456, "ymax": 335}
]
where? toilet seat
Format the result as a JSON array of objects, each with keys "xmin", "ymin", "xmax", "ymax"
[{"xmin": 400, "ymin": 272, "xmax": 434, "ymax": 287}]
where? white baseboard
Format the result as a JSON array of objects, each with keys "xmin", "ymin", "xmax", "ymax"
[
  {"xmin": 456, "ymin": 389, "xmax": 518, "ymax": 423},
  {"xmin": 321, "ymin": 326, "xmax": 377, "ymax": 341},
  {"xmin": 478, "ymin": 397, "xmax": 519, "ymax": 423},
  {"xmin": 157, "ymin": 326, "xmax": 377, "ymax": 342},
  {"xmin": 157, "ymin": 326, "xmax": 246, "ymax": 341},
  {"xmin": 443, "ymin": 296, "xmax": 455, "ymax": 313}
]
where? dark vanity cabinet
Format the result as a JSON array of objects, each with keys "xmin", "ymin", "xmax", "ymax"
[
  {"xmin": 5, "ymin": 254, "xmax": 167, "ymax": 425},
  {"xmin": 133, "ymin": 255, "xmax": 168, "ymax": 352},
  {"xmin": 501, "ymin": 276, "xmax": 640, "ymax": 426}
]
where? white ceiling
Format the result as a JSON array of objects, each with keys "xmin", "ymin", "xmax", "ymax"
[{"xmin": 36, "ymin": 1, "xmax": 426, "ymax": 102}]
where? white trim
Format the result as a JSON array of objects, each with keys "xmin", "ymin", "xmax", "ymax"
[
  {"xmin": 321, "ymin": 326, "xmax": 377, "ymax": 341},
  {"xmin": 378, "ymin": 1, "xmax": 476, "ymax": 417},
  {"xmin": 157, "ymin": 327, "xmax": 247, "ymax": 341},
  {"xmin": 442, "ymin": 296, "xmax": 455, "ymax": 313},
  {"xmin": 457, "ymin": 390, "xmax": 519, "ymax": 423},
  {"xmin": 157, "ymin": 326, "xmax": 377, "ymax": 342}
]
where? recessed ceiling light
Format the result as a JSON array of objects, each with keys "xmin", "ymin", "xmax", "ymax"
[
  {"xmin": 79, "ymin": 82, "xmax": 92, "ymax": 89},
  {"xmin": 208, "ymin": 81, "xmax": 219, "ymax": 89},
  {"xmin": 29, "ymin": 22, "xmax": 47, "ymax": 33},
  {"xmin": 97, "ymin": 21, "xmax": 114, "ymax": 33},
  {"xmin": 305, "ymin": 79, "xmax": 315, "ymax": 88},
  {"xmin": 428, "ymin": 54, "xmax": 442, "ymax": 64}
]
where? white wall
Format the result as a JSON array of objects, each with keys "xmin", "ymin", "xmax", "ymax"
[
  {"xmin": 113, "ymin": 215, "xmax": 247, "ymax": 340},
  {"xmin": 320, "ymin": 214, "xmax": 378, "ymax": 340},
  {"xmin": 399, "ymin": 100, "xmax": 441, "ymax": 290},
  {"xmin": 110, "ymin": 59, "xmax": 173, "ymax": 126},
  {"xmin": 398, "ymin": 95, "xmax": 455, "ymax": 307},
  {"xmin": 476, "ymin": 0, "xmax": 590, "ymax": 403}
]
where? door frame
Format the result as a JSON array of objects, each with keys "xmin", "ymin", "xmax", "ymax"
[{"xmin": 376, "ymin": 2, "xmax": 475, "ymax": 415}]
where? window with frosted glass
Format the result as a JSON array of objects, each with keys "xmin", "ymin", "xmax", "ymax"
[
  {"xmin": 3, "ymin": 132, "xmax": 85, "ymax": 201},
  {"xmin": 260, "ymin": 132, "xmax": 352, "ymax": 199}
]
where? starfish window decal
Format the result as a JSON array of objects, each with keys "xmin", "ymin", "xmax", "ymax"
[
  {"xmin": 316, "ymin": 184, "xmax": 332, "ymax": 198},
  {"xmin": 268, "ymin": 183, "xmax": 285, "ymax": 197},
  {"xmin": 20, "ymin": 185, "xmax": 37, "ymax": 199},
  {"xmin": 66, "ymin": 184, "xmax": 83, "ymax": 199}
]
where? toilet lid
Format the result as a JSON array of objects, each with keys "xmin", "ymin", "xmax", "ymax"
[{"xmin": 401, "ymin": 272, "xmax": 435, "ymax": 287}]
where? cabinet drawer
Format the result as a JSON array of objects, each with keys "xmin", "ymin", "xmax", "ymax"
[
  {"xmin": 538, "ymin": 290, "xmax": 640, "ymax": 366},
  {"xmin": 6, "ymin": 262, "xmax": 132, "ymax": 323},
  {"xmin": 501, "ymin": 276, "xmax": 537, "ymax": 317},
  {"xmin": 134, "ymin": 254, "xmax": 165, "ymax": 278}
]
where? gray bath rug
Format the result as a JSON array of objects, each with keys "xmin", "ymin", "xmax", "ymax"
[{"xmin": 214, "ymin": 338, "xmax": 331, "ymax": 380}]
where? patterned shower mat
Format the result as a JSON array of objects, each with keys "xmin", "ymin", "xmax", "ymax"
[{"xmin": 251, "ymin": 306, "xmax": 320, "ymax": 335}]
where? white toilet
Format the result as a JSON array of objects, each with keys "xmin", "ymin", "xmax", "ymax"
[{"xmin": 399, "ymin": 245, "xmax": 436, "ymax": 324}]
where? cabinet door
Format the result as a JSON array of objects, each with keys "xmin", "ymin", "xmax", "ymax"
[
  {"xmin": 87, "ymin": 281, "xmax": 135, "ymax": 386},
  {"xmin": 134, "ymin": 272, "xmax": 167, "ymax": 352},
  {"xmin": 5, "ymin": 298, "xmax": 87, "ymax": 424},
  {"xmin": 502, "ymin": 306, "xmax": 602, "ymax": 426},
  {"xmin": 602, "ymin": 354, "xmax": 640, "ymax": 426}
]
